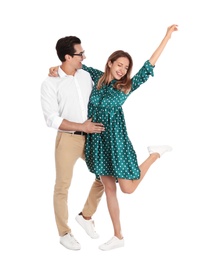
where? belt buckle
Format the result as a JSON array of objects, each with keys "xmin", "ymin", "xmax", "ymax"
[{"xmin": 74, "ymin": 131, "xmax": 85, "ymax": 136}]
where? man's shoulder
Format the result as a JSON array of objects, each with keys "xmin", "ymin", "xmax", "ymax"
[
  {"xmin": 41, "ymin": 76, "xmax": 64, "ymax": 90},
  {"xmin": 42, "ymin": 75, "xmax": 64, "ymax": 84},
  {"xmin": 77, "ymin": 69, "xmax": 92, "ymax": 80},
  {"xmin": 78, "ymin": 68, "xmax": 90, "ymax": 76}
]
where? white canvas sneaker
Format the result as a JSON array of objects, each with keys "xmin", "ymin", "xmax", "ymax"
[
  {"xmin": 60, "ymin": 233, "xmax": 81, "ymax": 250},
  {"xmin": 99, "ymin": 236, "xmax": 124, "ymax": 251},
  {"xmin": 147, "ymin": 145, "xmax": 172, "ymax": 157},
  {"xmin": 75, "ymin": 214, "xmax": 99, "ymax": 239}
]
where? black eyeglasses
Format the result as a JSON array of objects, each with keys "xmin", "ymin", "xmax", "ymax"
[{"xmin": 72, "ymin": 51, "xmax": 85, "ymax": 57}]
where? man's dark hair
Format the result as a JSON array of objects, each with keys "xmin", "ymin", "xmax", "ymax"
[{"xmin": 56, "ymin": 36, "xmax": 81, "ymax": 62}]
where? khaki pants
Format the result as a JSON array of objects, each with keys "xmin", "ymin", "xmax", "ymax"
[{"xmin": 54, "ymin": 132, "xmax": 104, "ymax": 236}]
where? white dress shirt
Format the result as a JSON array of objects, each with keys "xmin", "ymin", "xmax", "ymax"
[{"xmin": 41, "ymin": 67, "xmax": 93, "ymax": 132}]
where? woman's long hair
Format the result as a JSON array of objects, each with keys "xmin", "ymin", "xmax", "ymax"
[{"xmin": 97, "ymin": 50, "xmax": 133, "ymax": 94}]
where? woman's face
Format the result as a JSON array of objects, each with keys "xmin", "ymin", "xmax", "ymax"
[{"xmin": 108, "ymin": 57, "xmax": 129, "ymax": 81}]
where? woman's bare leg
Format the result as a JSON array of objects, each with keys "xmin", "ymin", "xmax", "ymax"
[
  {"xmin": 118, "ymin": 145, "xmax": 172, "ymax": 194},
  {"xmin": 118, "ymin": 153, "xmax": 159, "ymax": 194},
  {"xmin": 100, "ymin": 175, "xmax": 123, "ymax": 239}
]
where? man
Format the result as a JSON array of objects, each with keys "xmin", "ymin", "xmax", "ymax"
[{"xmin": 41, "ymin": 36, "xmax": 105, "ymax": 250}]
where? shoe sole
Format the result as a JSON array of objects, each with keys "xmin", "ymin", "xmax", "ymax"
[
  {"xmin": 60, "ymin": 241, "xmax": 81, "ymax": 250},
  {"xmin": 148, "ymin": 145, "xmax": 173, "ymax": 156},
  {"xmin": 99, "ymin": 244, "xmax": 124, "ymax": 251}
]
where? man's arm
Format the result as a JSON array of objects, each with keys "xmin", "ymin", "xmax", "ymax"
[{"xmin": 59, "ymin": 118, "xmax": 105, "ymax": 133}]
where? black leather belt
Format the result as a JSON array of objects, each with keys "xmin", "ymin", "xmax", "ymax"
[{"xmin": 74, "ymin": 131, "xmax": 87, "ymax": 136}]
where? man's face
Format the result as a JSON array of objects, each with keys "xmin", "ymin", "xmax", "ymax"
[{"xmin": 70, "ymin": 44, "xmax": 86, "ymax": 70}]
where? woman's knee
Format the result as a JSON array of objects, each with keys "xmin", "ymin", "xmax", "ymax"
[
  {"xmin": 118, "ymin": 180, "xmax": 135, "ymax": 194},
  {"xmin": 120, "ymin": 187, "xmax": 133, "ymax": 194}
]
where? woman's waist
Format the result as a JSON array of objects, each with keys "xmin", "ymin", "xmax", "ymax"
[{"xmin": 88, "ymin": 103, "xmax": 122, "ymax": 111}]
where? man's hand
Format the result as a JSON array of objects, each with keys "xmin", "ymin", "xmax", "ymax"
[{"xmin": 82, "ymin": 118, "xmax": 105, "ymax": 133}]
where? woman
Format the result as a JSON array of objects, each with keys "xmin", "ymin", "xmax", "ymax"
[{"xmin": 49, "ymin": 24, "xmax": 178, "ymax": 251}]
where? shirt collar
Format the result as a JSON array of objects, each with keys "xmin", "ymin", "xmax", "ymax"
[
  {"xmin": 58, "ymin": 67, "xmax": 79, "ymax": 78},
  {"xmin": 58, "ymin": 67, "xmax": 68, "ymax": 78}
]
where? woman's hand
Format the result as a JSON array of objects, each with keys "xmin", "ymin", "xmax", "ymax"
[
  {"xmin": 48, "ymin": 66, "xmax": 59, "ymax": 77},
  {"xmin": 166, "ymin": 24, "xmax": 178, "ymax": 39}
]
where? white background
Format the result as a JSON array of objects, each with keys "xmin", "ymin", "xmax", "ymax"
[{"xmin": 1, "ymin": 0, "xmax": 205, "ymax": 259}]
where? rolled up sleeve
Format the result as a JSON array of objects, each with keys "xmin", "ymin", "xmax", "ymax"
[{"xmin": 41, "ymin": 81, "xmax": 63, "ymax": 130}]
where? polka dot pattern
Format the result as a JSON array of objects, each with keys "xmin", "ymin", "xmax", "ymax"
[{"xmin": 82, "ymin": 60, "xmax": 154, "ymax": 180}]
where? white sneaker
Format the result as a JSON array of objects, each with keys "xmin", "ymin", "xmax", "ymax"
[
  {"xmin": 147, "ymin": 145, "xmax": 172, "ymax": 157},
  {"xmin": 75, "ymin": 214, "xmax": 99, "ymax": 239},
  {"xmin": 99, "ymin": 236, "xmax": 124, "ymax": 251},
  {"xmin": 60, "ymin": 233, "xmax": 81, "ymax": 250}
]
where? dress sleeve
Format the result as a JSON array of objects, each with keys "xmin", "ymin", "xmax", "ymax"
[
  {"xmin": 130, "ymin": 60, "xmax": 155, "ymax": 92},
  {"xmin": 82, "ymin": 64, "xmax": 103, "ymax": 83}
]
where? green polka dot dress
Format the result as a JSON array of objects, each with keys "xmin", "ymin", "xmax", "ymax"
[{"xmin": 82, "ymin": 60, "xmax": 154, "ymax": 180}]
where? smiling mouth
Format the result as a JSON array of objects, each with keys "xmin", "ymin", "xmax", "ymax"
[{"xmin": 116, "ymin": 72, "xmax": 123, "ymax": 77}]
